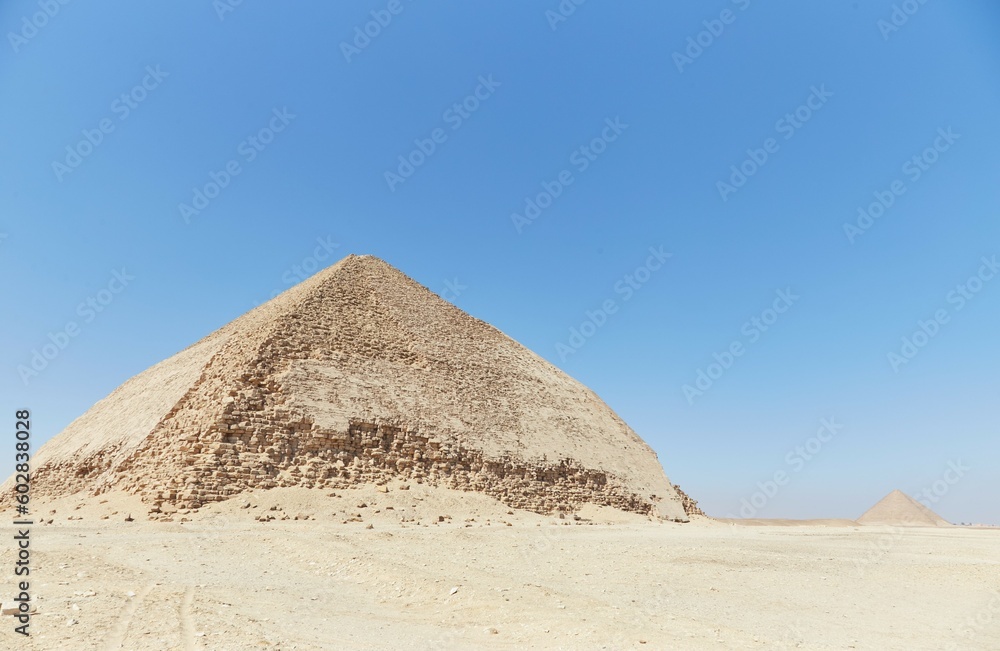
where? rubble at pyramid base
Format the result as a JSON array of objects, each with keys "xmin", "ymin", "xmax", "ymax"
[
  {"xmin": 35, "ymin": 420, "xmax": 681, "ymax": 520},
  {"xmin": 10, "ymin": 255, "xmax": 690, "ymax": 522}
]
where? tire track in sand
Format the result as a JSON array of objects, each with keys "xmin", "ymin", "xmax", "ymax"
[
  {"xmin": 180, "ymin": 585, "xmax": 201, "ymax": 650},
  {"xmin": 102, "ymin": 582, "xmax": 155, "ymax": 650}
]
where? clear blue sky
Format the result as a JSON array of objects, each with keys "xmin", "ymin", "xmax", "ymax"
[{"xmin": 2, "ymin": 1, "xmax": 998, "ymax": 523}]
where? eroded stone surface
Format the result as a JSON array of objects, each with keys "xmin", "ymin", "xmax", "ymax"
[
  {"xmin": 673, "ymin": 483, "xmax": 706, "ymax": 518},
  {"xmin": 9, "ymin": 255, "xmax": 689, "ymax": 521}
]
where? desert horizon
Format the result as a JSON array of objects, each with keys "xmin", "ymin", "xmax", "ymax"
[
  {"xmin": 4, "ymin": 1, "xmax": 999, "ymax": 648},
  {"xmin": 3, "ymin": 253, "xmax": 998, "ymax": 649},
  {"xmin": 2, "ymin": 484, "xmax": 999, "ymax": 650}
]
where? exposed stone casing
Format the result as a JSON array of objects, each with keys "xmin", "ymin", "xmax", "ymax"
[{"xmin": 9, "ymin": 255, "xmax": 689, "ymax": 521}]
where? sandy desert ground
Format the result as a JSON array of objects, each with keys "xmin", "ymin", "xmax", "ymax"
[{"xmin": 1, "ymin": 485, "xmax": 998, "ymax": 651}]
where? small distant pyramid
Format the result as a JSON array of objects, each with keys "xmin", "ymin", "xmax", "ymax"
[
  {"xmin": 4, "ymin": 255, "xmax": 689, "ymax": 520},
  {"xmin": 857, "ymin": 489, "xmax": 950, "ymax": 527}
]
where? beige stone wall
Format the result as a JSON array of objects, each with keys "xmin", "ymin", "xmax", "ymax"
[
  {"xmin": 140, "ymin": 414, "xmax": 676, "ymax": 517},
  {"xmin": 672, "ymin": 483, "xmax": 706, "ymax": 517},
  {"xmin": 26, "ymin": 380, "xmax": 680, "ymax": 520},
  {"xmin": 8, "ymin": 255, "xmax": 691, "ymax": 522}
]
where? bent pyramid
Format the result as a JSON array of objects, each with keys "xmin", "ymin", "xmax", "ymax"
[
  {"xmin": 15, "ymin": 255, "xmax": 688, "ymax": 520},
  {"xmin": 857, "ymin": 489, "xmax": 950, "ymax": 527}
]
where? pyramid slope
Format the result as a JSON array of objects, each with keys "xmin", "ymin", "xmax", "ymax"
[
  {"xmin": 15, "ymin": 255, "xmax": 688, "ymax": 520},
  {"xmin": 22, "ymin": 256, "xmax": 357, "ymax": 489},
  {"xmin": 857, "ymin": 490, "xmax": 950, "ymax": 527}
]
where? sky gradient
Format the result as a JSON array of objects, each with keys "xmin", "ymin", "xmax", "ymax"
[{"xmin": 2, "ymin": 0, "xmax": 999, "ymax": 523}]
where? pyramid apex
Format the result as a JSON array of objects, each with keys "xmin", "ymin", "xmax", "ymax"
[
  {"xmin": 858, "ymin": 489, "xmax": 950, "ymax": 527},
  {"xmin": 318, "ymin": 253, "xmax": 398, "ymax": 275},
  {"xmin": 14, "ymin": 255, "xmax": 690, "ymax": 521}
]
